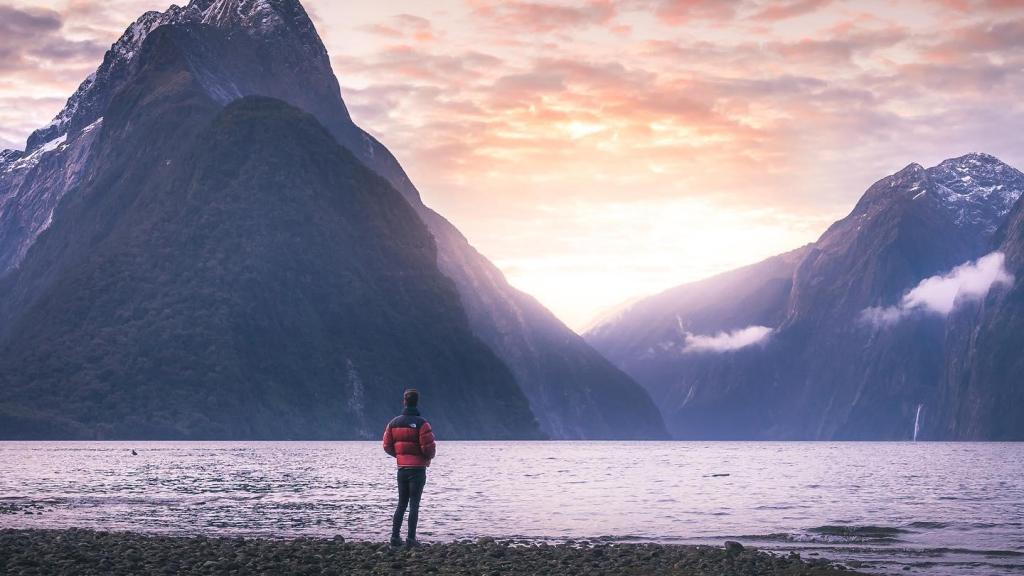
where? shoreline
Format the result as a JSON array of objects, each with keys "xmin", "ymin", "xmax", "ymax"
[{"xmin": 0, "ymin": 529, "xmax": 867, "ymax": 575}]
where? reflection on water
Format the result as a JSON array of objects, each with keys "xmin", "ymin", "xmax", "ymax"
[{"xmin": 1, "ymin": 441, "xmax": 1022, "ymax": 575}]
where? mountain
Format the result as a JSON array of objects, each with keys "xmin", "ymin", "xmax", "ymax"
[
  {"xmin": 0, "ymin": 0, "xmax": 665, "ymax": 439},
  {"xmin": 0, "ymin": 22, "xmax": 541, "ymax": 439},
  {"xmin": 587, "ymin": 153, "xmax": 1024, "ymax": 440}
]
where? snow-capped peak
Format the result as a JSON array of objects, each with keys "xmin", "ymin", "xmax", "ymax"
[
  {"xmin": 842, "ymin": 152, "xmax": 1024, "ymax": 246},
  {"xmin": 924, "ymin": 153, "xmax": 1024, "ymax": 231},
  {"xmin": 24, "ymin": 0, "xmax": 311, "ymax": 153}
]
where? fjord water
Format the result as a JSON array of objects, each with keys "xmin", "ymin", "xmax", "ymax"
[{"xmin": 1, "ymin": 442, "xmax": 1020, "ymax": 575}]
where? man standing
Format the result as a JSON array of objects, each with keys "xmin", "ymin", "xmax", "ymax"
[{"xmin": 382, "ymin": 388, "xmax": 436, "ymax": 548}]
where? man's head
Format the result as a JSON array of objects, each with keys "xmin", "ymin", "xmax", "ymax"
[{"xmin": 403, "ymin": 388, "xmax": 419, "ymax": 407}]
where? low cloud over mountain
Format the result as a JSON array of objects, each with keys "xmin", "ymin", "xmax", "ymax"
[
  {"xmin": 683, "ymin": 325, "xmax": 773, "ymax": 353},
  {"xmin": 862, "ymin": 252, "xmax": 1014, "ymax": 326}
]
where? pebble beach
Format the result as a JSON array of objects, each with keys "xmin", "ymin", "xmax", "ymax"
[{"xmin": 0, "ymin": 529, "xmax": 867, "ymax": 575}]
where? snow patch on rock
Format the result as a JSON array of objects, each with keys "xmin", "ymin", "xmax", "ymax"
[{"xmin": 5, "ymin": 134, "xmax": 67, "ymax": 173}]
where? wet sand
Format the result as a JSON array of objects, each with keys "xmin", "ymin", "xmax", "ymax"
[{"xmin": 0, "ymin": 529, "xmax": 867, "ymax": 575}]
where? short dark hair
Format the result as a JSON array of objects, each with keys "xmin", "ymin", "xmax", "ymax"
[{"xmin": 403, "ymin": 389, "xmax": 419, "ymax": 407}]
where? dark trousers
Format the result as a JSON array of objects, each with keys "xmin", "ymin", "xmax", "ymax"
[{"xmin": 392, "ymin": 467, "xmax": 426, "ymax": 540}]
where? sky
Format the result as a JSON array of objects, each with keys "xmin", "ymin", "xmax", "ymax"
[{"xmin": 2, "ymin": 0, "xmax": 1023, "ymax": 330}]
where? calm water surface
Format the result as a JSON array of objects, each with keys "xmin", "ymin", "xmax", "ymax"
[{"xmin": 1, "ymin": 442, "xmax": 1021, "ymax": 575}]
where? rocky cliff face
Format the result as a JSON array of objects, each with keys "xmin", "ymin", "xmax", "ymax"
[
  {"xmin": 0, "ymin": 121, "xmax": 103, "ymax": 276},
  {"xmin": 935, "ymin": 197, "xmax": 1024, "ymax": 440},
  {"xmin": 588, "ymin": 153, "xmax": 1024, "ymax": 440},
  {"xmin": 0, "ymin": 0, "xmax": 665, "ymax": 439}
]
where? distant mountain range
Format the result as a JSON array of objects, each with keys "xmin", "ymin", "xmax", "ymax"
[
  {"xmin": 587, "ymin": 153, "xmax": 1024, "ymax": 440},
  {"xmin": 0, "ymin": 0, "xmax": 667, "ymax": 440}
]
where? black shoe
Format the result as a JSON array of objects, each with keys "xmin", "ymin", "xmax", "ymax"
[
  {"xmin": 389, "ymin": 536, "xmax": 403, "ymax": 547},
  {"xmin": 405, "ymin": 538, "xmax": 420, "ymax": 549}
]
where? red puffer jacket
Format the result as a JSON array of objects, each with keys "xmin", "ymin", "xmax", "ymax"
[{"xmin": 382, "ymin": 407, "xmax": 436, "ymax": 468}]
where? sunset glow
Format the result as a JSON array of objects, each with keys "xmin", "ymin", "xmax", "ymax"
[{"xmin": 3, "ymin": 0, "xmax": 1023, "ymax": 329}]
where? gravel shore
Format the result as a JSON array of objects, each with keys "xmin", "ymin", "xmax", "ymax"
[{"xmin": 0, "ymin": 529, "xmax": 866, "ymax": 575}]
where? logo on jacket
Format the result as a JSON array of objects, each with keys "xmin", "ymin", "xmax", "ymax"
[{"xmin": 410, "ymin": 423, "xmax": 417, "ymax": 428}]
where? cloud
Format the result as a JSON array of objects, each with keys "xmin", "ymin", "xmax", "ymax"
[
  {"xmin": 937, "ymin": 0, "xmax": 1024, "ymax": 13},
  {"xmin": 862, "ymin": 251, "xmax": 1014, "ymax": 326},
  {"xmin": 0, "ymin": 4, "xmax": 106, "ymax": 74},
  {"xmin": 646, "ymin": 0, "xmax": 741, "ymax": 25},
  {"xmin": 683, "ymin": 325, "xmax": 773, "ymax": 352},
  {"xmin": 359, "ymin": 14, "xmax": 438, "ymax": 43},
  {"xmin": 469, "ymin": 0, "xmax": 617, "ymax": 33},
  {"xmin": 773, "ymin": 24, "xmax": 908, "ymax": 67},
  {"xmin": 749, "ymin": 0, "xmax": 833, "ymax": 22},
  {"xmin": 0, "ymin": 5, "xmax": 62, "ymax": 38},
  {"xmin": 0, "ymin": 5, "xmax": 106, "ymax": 63},
  {"xmin": 621, "ymin": 0, "xmax": 835, "ymax": 25},
  {"xmin": 921, "ymin": 18, "xmax": 1024, "ymax": 63}
]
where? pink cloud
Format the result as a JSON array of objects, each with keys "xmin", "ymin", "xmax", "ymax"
[
  {"xmin": 922, "ymin": 18, "xmax": 1024, "ymax": 62},
  {"xmin": 469, "ymin": 0, "xmax": 618, "ymax": 32},
  {"xmin": 652, "ymin": 0, "xmax": 739, "ymax": 24},
  {"xmin": 359, "ymin": 13, "xmax": 438, "ymax": 43},
  {"xmin": 748, "ymin": 0, "xmax": 833, "ymax": 21},
  {"xmin": 938, "ymin": 0, "xmax": 1024, "ymax": 11}
]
